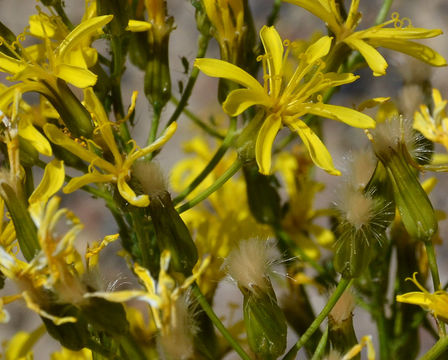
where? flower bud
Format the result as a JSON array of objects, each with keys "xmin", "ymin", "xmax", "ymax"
[
  {"xmin": 243, "ymin": 161, "xmax": 281, "ymax": 226},
  {"xmin": 370, "ymin": 116, "xmax": 437, "ymax": 242},
  {"xmin": 225, "ymin": 239, "xmax": 287, "ymax": 358},
  {"xmin": 148, "ymin": 190, "xmax": 198, "ymax": 276}
]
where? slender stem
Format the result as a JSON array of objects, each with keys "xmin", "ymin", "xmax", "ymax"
[
  {"xmin": 166, "ymin": 34, "xmax": 210, "ymax": 127},
  {"xmin": 173, "ymin": 117, "xmax": 237, "ymax": 205},
  {"xmin": 191, "ymin": 283, "xmax": 251, "ymax": 360},
  {"xmin": 311, "ymin": 326, "xmax": 329, "ymax": 360},
  {"xmin": 267, "ymin": 0, "xmax": 282, "ymax": 26},
  {"xmin": 419, "ymin": 336, "xmax": 448, "ymax": 360},
  {"xmin": 375, "ymin": 0, "xmax": 394, "ymax": 25},
  {"xmin": 171, "ymin": 97, "xmax": 225, "ymax": 140},
  {"xmin": 282, "ymin": 278, "xmax": 353, "ymax": 360},
  {"xmin": 376, "ymin": 306, "xmax": 389, "ymax": 360},
  {"xmin": 425, "ymin": 239, "xmax": 445, "ymax": 335},
  {"xmin": 177, "ymin": 159, "xmax": 242, "ymax": 214},
  {"xmin": 147, "ymin": 108, "xmax": 161, "ymax": 147}
]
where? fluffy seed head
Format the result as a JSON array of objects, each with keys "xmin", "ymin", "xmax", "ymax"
[
  {"xmin": 338, "ymin": 187, "xmax": 374, "ymax": 230},
  {"xmin": 399, "ymin": 84, "xmax": 424, "ymax": 118},
  {"xmin": 342, "ymin": 150, "xmax": 376, "ymax": 191},
  {"xmin": 132, "ymin": 160, "xmax": 167, "ymax": 196},
  {"xmin": 224, "ymin": 239, "xmax": 275, "ymax": 294}
]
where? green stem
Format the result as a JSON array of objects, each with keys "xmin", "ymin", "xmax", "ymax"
[
  {"xmin": 311, "ymin": 326, "xmax": 329, "ymax": 360},
  {"xmin": 375, "ymin": 0, "xmax": 394, "ymax": 25},
  {"xmin": 166, "ymin": 34, "xmax": 210, "ymax": 127},
  {"xmin": 419, "ymin": 336, "xmax": 448, "ymax": 360},
  {"xmin": 266, "ymin": 0, "xmax": 282, "ymax": 26},
  {"xmin": 425, "ymin": 239, "xmax": 445, "ymax": 336},
  {"xmin": 376, "ymin": 307, "xmax": 389, "ymax": 360},
  {"xmin": 119, "ymin": 334, "xmax": 147, "ymax": 360},
  {"xmin": 173, "ymin": 117, "xmax": 237, "ymax": 205},
  {"xmin": 177, "ymin": 159, "xmax": 242, "ymax": 214},
  {"xmin": 191, "ymin": 283, "xmax": 251, "ymax": 360},
  {"xmin": 282, "ymin": 278, "xmax": 353, "ymax": 360},
  {"xmin": 171, "ymin": 97, "xmax": 225, "ymax": 139}
]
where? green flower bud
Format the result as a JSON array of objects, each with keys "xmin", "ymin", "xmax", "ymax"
[
  {"xmin": 0, "ymin": 182, "xmax": 39, "ymax": 261},
  {"xmin": 0, "ymin": 21, "xmax": 19, "ymax": 58},
  {"xmin": 243, "ymin": 161, "xmax": 281, "ymax": 225},
  {"xmin": 371, "ymin": 117, "xmax": 437, "ymax": 242},
  {"xmin": 148, "ymin": 190, "xmax": 198, "ymax": 276},
  {"xmin": 242, "ymin": 285, "xmax": 287, "ymax": 359}
]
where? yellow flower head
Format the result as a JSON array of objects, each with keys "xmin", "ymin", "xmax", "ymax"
[
  {"xmin": 285, "ymin": 0, "xmax": 446, "ymax": 76},
  {"xmin": 195, "ymin": 26, "xmax": 375, "ymax": 175},
  {"xmin": 414, "ymin": 88, "xmax": 448, "ymax": 151},
  {"xmin": 44, "ymin": 89, "xmax": 177, "ymax": 207},
  {"xmin": 396, "ymin": 272, "xmax": 448, "ymax": 323}
]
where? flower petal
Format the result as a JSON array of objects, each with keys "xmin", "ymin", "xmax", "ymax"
[
  {"xmin": 0, "ymin": 52, "xmax": 26, "ymax": 75},
  {"xmin": 18, "ymin": 117, "xmax": 53, "ymax": 156},
  {"xmin": 362, "ymin": 27, "xmax": 443, "ymax": 40},
  {"xmin": 304, "ymin": 35, "xmax": 332, "ymax": 64},
  {"xmin": 255, "ymin": 114, "xmax": 282, "ymax": 175},
  {"xmin": 303, "ymin": 103, "xmax": 375, "ymax": 128},
  {"xmin": 126, "ymin": 20, "xmax": 152, "ymax": 32},
  {"xmin": 29, "ymin": 160, "xmax": 65, "ymax": 205},
  {"xmin": 287, "ymin": 119, "xmax": 340, "ymax": 175},
  {"xmin": 369, "ymin": 39, "xmax": 447, "ymax": 67},
  {"xmin": 396, "ymin": 292, "xmax": 432, "ymax": 308},
  {"xmin": 223, "ymin": 88, "xmax": 271, "ymax": 116},
  {"xmin": 194, "ymin": 58, "xmax": 264, "ymax": 92},
  {"xmin": 55, "ymin": 64, "xmax": 98, "ymax": 88},
  {"xmin": 56, "ymin": 15, "xmax": 113, "ymax": 61},
  {"xmin": 85, "ymin": 290, "xmax": 160, "ymax": 308},
  {"xmin": 117, "ymin": 176, "xmax": 149, "ymax": 207},
  {"xmin": 344, "ymin": 37, "xmax": 388, "ymax": 76},
  {"xmin": 63, "ymin": 172, "xmax": 115, "ymax": 194},
  {"xmin": 44, "ymin": 123, "xmax": 115, "ymax": 173},
  {"xmin": 260, "ymin": 26, "xmax": 283, "ymax": 97},
  {"xmin": 283, "ymin": 0, "xmax": 338, "ymax": 32}
]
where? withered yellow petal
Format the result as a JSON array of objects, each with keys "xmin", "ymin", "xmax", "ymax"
[{"xmin": 117, "ymin": 176, "xmax": 149, "ymax": 207}]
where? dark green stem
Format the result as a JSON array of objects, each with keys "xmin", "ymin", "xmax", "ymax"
[
  {"xmin": 191, "ymin": 283, "xmax": 251, "ymax": 360},
  {"xmin": 166, "ymin": 34, "xmax": 210, "ymax": 127},
  {"xmin": 282, "ymin": 278, "xmax": 353, "ymax": 360},
  {"xmin": 173, "ymin": 117, "xmax": 237, "ymax": 205},
  {"xmin": 267, "ymin": 0, "xmax": 282, "ymax": 26},
  {"xmin": 375, "ymin": 0, "xmax": 394, "ymax": 24},
  {"xmin": 177, "ymin": 159, "xmax": 242, "ymax": 214}
]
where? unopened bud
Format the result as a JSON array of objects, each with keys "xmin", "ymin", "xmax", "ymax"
[{"xmin": 148, "ymin": 190, "xmax": 198, "ymax": 275}]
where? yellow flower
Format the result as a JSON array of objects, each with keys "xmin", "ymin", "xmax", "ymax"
[
  {"xmin": 414, "ymin": 88, "xmax": 448, "ymax": 151},
  {"xmin": 203, "ymin": 0, "xmax": 245, "ymax": 62},
  {"xmin": 285, "ymin": 0, "xmax": 446, "ymax": 76},
  {"xmin": 1, "ymin": 326, "xmax": 46, "ymax": 360},
  {"xmin": 396, "ymin": 272, "xmax": 448, "ymax": 323},
  {"xmin": 0, "ymin": 14, "xmax": 112, "ymax": 92},
  {"xmin": 195, "ymin": 26, "xmax": 375, "ymax": 175},
  {"xmin": 43, "ymin": 88, "xmax": 177, "ymax": 207}
]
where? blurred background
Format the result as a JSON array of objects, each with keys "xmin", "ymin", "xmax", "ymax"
[{"xmin": 0, "ymin": 0, "xmax": 447, "ymax": 358}]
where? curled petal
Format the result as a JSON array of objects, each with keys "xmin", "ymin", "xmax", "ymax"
[
  {"xmin": 287, "ymin": 119, "xmax": 340, "ymax": 175},
  {"xmin": 260, "ymin": 26, "xmax": 284, "ymax": 97},
  {"xmin": 345, "ymin": 37, "xmax": 388, "ymax": 76},
  {"xmin": 117, "ymin": 176, "xmax": 149, "ymax": 207},
  {"xmin": 255, "ymin": 114, "xmax": 282, "ymax": 175},
  {"xmin": 304, "ymin": 35, "xmax": 332, "ymax": 63}
]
